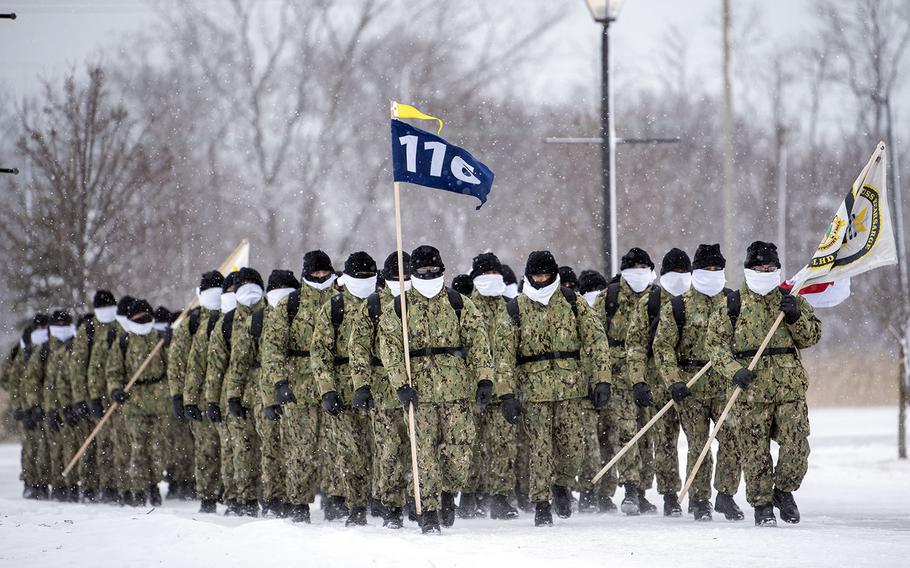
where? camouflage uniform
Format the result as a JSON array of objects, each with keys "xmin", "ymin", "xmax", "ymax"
[
  {"xmin": 626, "ymin": 287, "xmax": 682, "ymax": 496},
  {"xmin": 183, "ymin": 307, "xmax": 222, "ymax": 502},
  {"xmin": 22, "ymin": 342, "xmax": 52, "ymax": 491},
  {"xmin": 261, "ymin": 284, "xmax": 334, "ymax": 510},
  {"xmin": 378, "ymin": 288, "xmax": 494, "ymax": 512},
  {"xmin": 252, "ymin": 303, "xmax": 284, "ymax": 508},
  {"xmin": 69, "ymin": 318, "xmax": 102, "ymax": 497},
  {"xmin": 312, "ymin": 289, "xmax": 373, "ymax": 510},
  {"xmin": 204, "ymin": 312, "xmax": 236, "ymax": 504},
  {"xmin": 652, "ymin": 288, "xmax": 742, "ymax": 503},
  {"xmin": 88, "ymin": 321, "xmax": 122, "ymax": 496},
  {"xmin": 106, "ymin": 331, "xmax": 168, "ymax": 496},
  {"xmin": 1, "ymin": 345, "xmax": 33, "ymax": 488},
  {"xmin": 496, "ymin": 291, "xmax": 610, "ymax": 504},
  {"xmin": 706, "ymin": 284, "xmax": 820, "ymax": 507},
  {"xmin": 163, "ymin": 324, "xmax": 195, "ymax": 496}
]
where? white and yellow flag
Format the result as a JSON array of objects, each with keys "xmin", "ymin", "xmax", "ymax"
[{"xmin": 790, "ymin": 142, "xmax": 897, "ymax": 288}]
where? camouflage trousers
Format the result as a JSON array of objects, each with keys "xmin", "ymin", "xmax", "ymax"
[
  {"xmin": 324, "ymin": 407, "xmax": 371, "ymax": 508},
  {"xmin": 677, "ymin": 395, "xmax": 741, "ymax": 501},
  {"xmin": 73, "ymin": 419, "xmax": 99, "ymax": 492},
  {"xmin": 109, "ymin": 412, "xmax": 132, "ymax": 493},
  {"xmin": 579, "ymin": 399, "xmax": 616, "ymax": 497},
  {"xmin": 523, "ymin": 398, "xmax": 599, "ymax": 503},
  {"xmin": 736, "ymin": 399, "xmax": 810, "ymax": 507},
  {"xmin": 20, "ymin": 423, "xmax": 50, "ymax": 487},
  {"xmin": 411, "ymin": 401, "xmax": 476, "ymax": 511},
  {"xmin": 255, "ymin": 409, "xmax": 284, "ymax": 502},
  {"xmin": 318, "ymin": 415, "xmax": 343, "ymax": 498},
  {"xmin": 602, "ymin": 388, "xmax": 643, "ymax": 488},
  {"xmin": 47, "ymin": 422, "xmax": 77, "ymax": 488},
  {"xmin": 371, "ymin": 407, "xmax": 408, "ymax": 508},
  {"xmin": 166, "ymin": 417, "xmax": 195, "ymax": 487},
  {"xmin": 640, "ymin": 390, "xmax": 681, "ymax": 495},
  {"xmin": 280, "ymin": 402, "xmax": 321, "ymax": 506},
  {"xmin": 515, "ymin": 415, "xmax": 530, "ymax": 497},
  {"xmin": 126, "ymin": 415, "xmax": 167, "ymax": 493},
  {"xmin": 226, "ymin": 413, "xmax": 260, "ymax": 502},
  {"xmin": 479, "ymin": 402, "xmax": 518, "ymax": 496},
  {"xmin": 463, "ymin": 406, "xmax": 485, "ymax": 493},
  {"xmin": 215, "ymin": 419, "xmax": 235, "ymax": 502},
  {"xmin": 96, "ymin": 414, "xmax": 117, "ymax": 492},
  {"xmin": 190, "ymin": 418, "xmax": 221, "ymax": 501}
]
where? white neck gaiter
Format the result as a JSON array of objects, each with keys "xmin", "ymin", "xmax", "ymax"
[
  {"xmin": 304, "ymin": 275, "xmax": 337, "ymax": 291},
  {"xmin": 116, "ymin": 315, "xmax": 130, "ymax": 332},
  {"xmin": 387, "ymin": 280, "xmax": 412, "ymax": 298},
  {"xmin": 692, "ymin": 269, "xmax": 726, "ymax": 297},
  {"xmin": 198, "ymin": 287, "xmax": 222, "ymax": 311},
  {"xmin": 132, "ymin": 321, "xmax": 154, "ymax": 336},
  {"xmin": 522, "ymin": 276, "xmax": 561, "ymax": 306},
  {"xmin": 473, "ymin": 274, "xmax": 506, "ymax": 297},
  {"xmin": 583, "ymin": 290, "xmax": 602, "ymax": 307},
  {"xmin": 154, "ymin": 322, "xmax": 169, "ymax": 332},
  {"xmin": 621, "ymin": 268, "xmax": 651, "ymax": 293},
  {"xmin": 412, "ymin": 276, "xmax": 445, "ymax": 299},
  {"xmin": 744, "ymin": 269, "xmax": 781, "ymax": 296},
  {"xmin": 30, "ymin": 328, "xmax": 49, "ymax": 345},
  {"xmin": 95, "ymin": 306, "xmax": 117, "ymax": 324},
  {"xmin": 221, "ymin": 292, "xmax": 237, "ymax": 313},
  {"xmin": 504, "ymin": 284, "xmax": 519, "ymax": 299},
  {"xmin": 236, "ymin": 284, "xmax": 264, "ymax": 307},
  {"xmin": 266, "ymin": 287, "xmax": 295, "ymax": 308},
  {"xmin": 49, "ymin": 325, "xmax": 75, "ymax": 342},
  {"xmin": 342, "ymin": 275, "xmax": 377, "ymax": 300},
  {"xmin": 660, "ymin": 272, "xmax": 692, "ymax": 297}
]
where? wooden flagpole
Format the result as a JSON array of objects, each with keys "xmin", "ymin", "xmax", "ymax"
[
  {"xmin": 63, "ymin": 239, "xmax": 249, "ymax": 477},
  {"xmin": 592, "ymin": 361, "xmax": 713, "ymax": 484},
  {"xmin": 391, "ymin": 101, "xmax": 423, "ymax": 516}
]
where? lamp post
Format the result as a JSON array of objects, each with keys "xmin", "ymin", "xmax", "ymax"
[{"xmin": 585, "ymin": 0, "xmax": 624, "ymax": 275}]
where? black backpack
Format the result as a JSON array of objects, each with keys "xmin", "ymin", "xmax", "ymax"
[
  {"xmin": 187, "ymin": 307, "xmax": 202, "ymax": 336},
  {"xmin": 506, "ymin": 287, "xmax": 578, "ymax": 328}
]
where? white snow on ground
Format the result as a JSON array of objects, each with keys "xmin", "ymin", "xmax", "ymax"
[{"xmin": 0, "ymin": 406, "xmax": 908, "ymax": 568}]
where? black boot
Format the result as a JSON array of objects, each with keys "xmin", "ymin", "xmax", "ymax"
[
  {"xmin": 489, "ymin": 494, "xmax": 519, "ymax": 520},
  {"xmin": 149, "ymin": 485, "xmax": 162, "ymax": 506},
  {"xmin": 663, "ymin": 493, "xmax": 682, "ymax": 517},
  {"xmin": 440, "ymin": 491, "xmax": 456, "ymax": 527},
  {"xmin": 224, "ymin": 500, "xmax": 242, "ymax": 516},
  {"xmin": 51, "ymin": 486, "xmax": 68, "ymax": 502},
  {"xmin": 383, "ymin": 506, "xmax": 403, "ymax": 529},
  {"xmin": 597, "ymin": 494, "xmax": 617, "ymax": 514},
  {"xmin": 276, "ymin": 502, "xmax": 292, "ymax": 518},
  {"xmin": 345, "ymin": 506, "xmax": 368, "ymax": 527},
  {"xmin": 262, "ymin": 498, "xmax": 282, "ymax": 517},
  {"xmin": 620, "ymin": 483, "xmax": 640, "ymax": 516},
  {"xmin": 421, "ymin": 510, "xmax": 442, "ymax": 534},
  {"xmin": 22, "ymin": 483, "xmax": 36, "ymax": 500},
  {"xmin": 773, "ymin": 488, "xmax": 800, "ymax": 524},
  {"xmin": 101, "ymin": 487, "xmax": 118, "ymax": 504},
  {"xmin": 638, "ymin": 489, "xmax": 657, "ymax": 514},
  {"xmin": 291, "ymin": 504, "xmax": 311, "ymax": 524},
  {"xmin": 515, "ymin": 492, "xmax": 534, "ymax": 513},
  {"xmin": 754, "ymin": 503, "xmax": 777, "ymax": 527},
  {"xmin": 130, "ymin": 491, "xmax": 146, "ymax": 507},
  {"xmin": 82, "ymin": 488, "xmax": 98, "ymax": 503},
  {"xmin": 242, "ymin": 500, "xmax": 259, "ymax": 517},
  {"xmin": 578, "ymin": 489, "xmax": 598, "ymax": 513},
  {"xmin": 199, "ymin": 499, "xmax": 217, "ymax": 514},
  {"xmin": 715, "ymin": 492, "xmax": 745, "ymax": 521},
  {"xmin": 369, "ymin": 497, "xmax": 385, "ymax": 518},
  {"xmin": 552, "ymin": 485, "xmax": 572, "ymax": 518},
  {"xmin": 406, "ymin": 497, "xmax": 418, "ymax": 522},
  {"xmin": 475, "ymin": 493, "xmax": 490, "ymax": 516},
  {"xmin": 457, "ymin": 492, "xmax": 478, "ymax": 519},
  {"xmin": 692, "ymin": 499, "xmax": 712, "ymax": 521},
  {"xmin": 324, "ymin": 495, "xmax": 347, "ymax": 521},
  {"xmin": 67, "ymin": 485, "xmax": 80, "ymax": 503},
  {"xmin": 534, "ymin": 501, "xmax": 553, "ymax": 527}
]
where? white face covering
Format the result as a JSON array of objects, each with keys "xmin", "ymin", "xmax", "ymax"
[
  {"xmin": 412, "ymin": 276, "xmax": 445, "ymax": 299},
  {"xmin": 473, "ymin": 274, "xmax": 506, "ymax": 297},
  {"xmin": 621, "ymin": 268, "xmax": 652, "ymax": 293},
  {"xmin": 236, "ymin": 284, "xmax": 264, "ymax": 307},
  {"xmin": 198, "ymin": 287, "xmax": 222, "ymax": 311},
  {"xmin": 504, "ymin": 284, "xmax": 519, "ymax": 299},
  {"xmin": 153, "ymin": 322, "xmax": 169, "ymax": 332},
  {"xmin": 303, "ymin": 274, "xmax": 337, "ymax": 291},
  {"xmin": 583, "ymin": 290, "xmax": 602, "ymax": 307},
  {"xmin": 744, "ymin": 268, "xmax": 781, "ymax": 296},
  {"xmin": 49, "ymin": 325, "xmax": 75, "ymax": 342},
  {"xmin": 131, "ymin": 321, "xmax": 154, "ymax": 336},
  {"xmin": 342, "ymin": 275, "xmax": 378, "ymax": 300},
  {"xmin": 660, "ymin": 272, "xmax": 692, "ymax": 297},
  {"xmin": 692, "ymin": 269, "xmax": 726, "ymax": 297},
  {"xmin": 221, "ymin": 292, "xmax": 237, "ymax": 313},
  {"xmin": 30, "ymin": 328, "xmax": 49, "ymax": 345},
  {"xmin": 522, "ymin": 275, "xmax": 561, "ymax": 306},
  {"xmin": 387, "ymin": 279, "xmax": 412, "ymax": 297},
  {"xmin": 266, "ymin": 287, "xmax": 295, "ymax": 308},
  {"xmin": 95, "ymin": 305, "xmax": 117, "ymax": 324},
  {"xmin": 115, "ymin": 315, "xmax": 130, "ymax": 331}
]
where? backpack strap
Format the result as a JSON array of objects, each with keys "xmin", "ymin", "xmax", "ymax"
[
  {"xmin": 645, "ymin": 286, "xmax": 664, "ymax": 357},
  {"xmin": 286, "ymin": 290, "xmax": 301, "ymax": 326},
  {"xmin": 330, "ymin": 294, "xmax": 345, "ymax": 333},
  {"xmin": 393, "ymin": 293, "xmax": 406, "ymax": 319},
  {"xmin": 118, "ymin": 333, "xmax": 129, "ymax": 356},
  {"xmin": 367, "ymin": 293, "xmax": 382, "ymax": 332},
  {"xmin": 82, "ymin": 315, "xmax": 96, "ymax": 350},
  {"xmin": 188, "ymin": 307, "xmax": 202, "ymax": 336},
  {"xmin": 446, "ymin": 288, "xmax": 464, "ymax": 321},
  {"xmin": 251, "ymin": 308, "xmax": 265, "ymax": 342},
  {"xmin": 206, "ymin": 312, "xmax": 220, "ymax": 337},
  {"xmin": 106, "ymin": 327, "xmax": 118, "ymax": 348},
  {"xmin": 726, "ymin": 289, "xmax": 741, "ymax": 331},
  {"xmin": 40, "ymin": 342, "xmax": 50, "ymax": 362},
  {"xmin": 604, "ymin": 281, "xmax": 621, "ymax": 335},
  {"xmin": 670, "ymin": 294, "xmax": 686, "ymax": 344},
  {"xmin": 162, "ymin": 328, "xmax": 173, "ymax": 347},
  {"xmin": 506, "ymin": 297, "xmax": 521, "ymax": 327},
  {"xmin": 560, "ymin": 287, "xmax": 578, "ymax": 318},
  {"xmin": 221, "ymin": 310, "xmax": 235, "ymax": 345}
]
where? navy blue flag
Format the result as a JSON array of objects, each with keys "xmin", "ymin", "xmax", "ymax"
[{"xmin": 390, "ymin": 119, "xmax": 494, "ymax": 209}]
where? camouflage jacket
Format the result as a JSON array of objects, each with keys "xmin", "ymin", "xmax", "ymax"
[
  {"xmin": 496, "ymin": 291, "xmax": 611, "ymax": 403},
  {"xmin": 311, "ymin": 289, "xmax": 367, "ymax": 402},
  {"xmin": 349, "ymin": 287, "xmax": 396, "ymax": 410},
  {"xmin": 260, "ymin": 284, "xmax": 335, "ymax": 405},
  {"xmin": 106, "ymin": 331, "xmax": 168, "ymax": 416},
  {"xmin": 24, "ymin": 342, "xmax": 52, "ymax": 409},
  {"xmin": 68, "ymin": 318, "xmax": 94, "ymax": 404},
  {"xmin": 652, "ymin": 288, "xmax": 729, "ymax": 399},
  {"xmin": 86, "ymin": 320, "xmax": 119, "ymax": 402},
  {"xmin": 593, "ymin": 278, "xmax": 649, "ymax": 390},
  {"xmin": 254, "ymin": 304, "xmax": 276, "ymax": 409},
  {"xmin": 378, "ymin": 287, "xmax": 494, "ymax": 404},
  {"xmin": 625, "ymin": 286, "xmax": 670, "ymax": 391},
  {"xmin": 183, "ymin": 308, "xmax": 220, "ymax": 406},
  {"xmin": 167, "ymin": 315, "xmax": 194, "ymax": 399},
  {"xmin": 706, "ymin": 283, "xmax": 821, "ymax": 403},
  {"xmin": 224, "ymin": 300, "xmax": 266, "ymax": 410},
  {"xmin": 47, "ymin": 338, "xmax": 75, "ymax": 411},
  {"xmin": 0, "ymin": 346, "xmax": 24, "ymax": 411},
  {"xmin": 204, "ymin": 311, "xmax": 232, "ymax": 407}
]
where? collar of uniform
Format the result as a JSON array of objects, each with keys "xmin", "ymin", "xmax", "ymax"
[
  {"xmin": 619, "ymin": 277, "xmax": 649, "ymax": 297},
  {"xmin": 202, "ymin": 306, "xmax": 220, "ymax": 317},
  {"xmin": 740, "ymin": 280, "xmax": 781, "ymax": 301},
  {"xmin": 342, "ymin": 286, "xmax": 370, "ymax": 304},
  {"xmin": 236, "ymin": 299, "xmax": 264, "ymax": 316}
]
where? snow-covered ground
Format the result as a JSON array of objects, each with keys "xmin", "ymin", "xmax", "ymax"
[{"xmin": 0, "ymin": 406, "xmax": 908, "ymax": 568}]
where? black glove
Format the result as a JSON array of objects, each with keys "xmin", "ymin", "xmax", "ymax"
[
  {"xmin": 500, "ymin": 394, "xmax": 521, "ymax": 425},
  {"xmin": 396, "ymin": 385, "xmax": 417, "ymax": 411},
  {"xmin": 669, "ymin": 381, "xmax": 691, "ymax": 403},
  {"xmin": 780, "ymin": 293, "xmax": 801, "ymax": 324},
  {"xmin": 12, "ymin": 408, "xmax": 25, "ymax": 421},
  {"xmin": 228, "ymin": 397, "xmax": 248, "ymax": 419},
  {"xmin": 206, "ymin": 402, "xmax": 223, "ymax": 423},
  {"xmin": 75, "ymin": 401, "xmax": 90, "ymax": 420},
  {"xmin": 171, "ymin": 394, "xmax": 186, "ymax": 421},
  {"xmin": 88, "ymin": 398, "xmax": 105, "ymax": 419},
  {"xmin": 475, "ymin": 379, "xmax": 494, "ymax": 410},
  {"xmin": 633, "ymin": 382, "xmax": 653, "ymax": 408},
  {"xmin": 351, "ymin": 385, "xmax": 373, "ymax": 410},
  {"xmin": 591, "ymin": 382, "xmax": 612, "ymax": 408},
  {"xmin": 23, "ymin": 413, "xmax": 37, "ymax": 430},
  {"xmin": 62, "ymin": 405, "xmax": 79, "ymax": 427},
  {"xmin": 321, "ymin": 391, "xmax": 342, "ymax": 416},
  {"xmin": 264, "ymin": 404, "xmax": 282, "ymax": 421},
  {"xmin": 274, "ymin": 380, "xmax": 297, "ymax": 406},
  {"xmin": 47, "ymin": 410, "xmax": 61, "ymax": 432},
  {"xmin": 732, "ymin": 368, "xmax": 757, "ymax": 390},
  {"xmin": 30, "ymin": 405, "xmax": 45, "ymax": 422},
  {"xmin": 184, "ymin": 404, "xmax": 202, "ymax": 421},
  {"xmin": 111, "ymin": 388, "xmax": 129, "ymax": 405}
]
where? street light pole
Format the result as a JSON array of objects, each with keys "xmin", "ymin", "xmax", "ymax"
[{"xmin": 601, "ymin": 19, "xmax": 616, "ymax": 275}]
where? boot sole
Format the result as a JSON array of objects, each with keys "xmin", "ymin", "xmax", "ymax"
[
  {"xmin": 756, "ymin": 520, "xmax": 777, "ymax": 527},
  {"xmin": 621, "ymin": 503, "xmax": 640, "ymax": 515}
]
